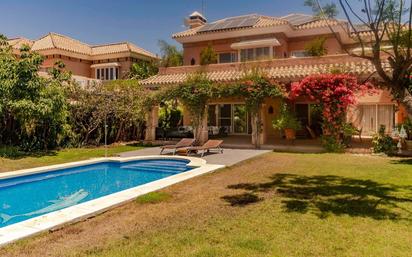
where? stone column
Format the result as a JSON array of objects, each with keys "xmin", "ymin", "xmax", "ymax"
[{"xmin": 145, "ymin": 106, "xmax": 159, "ymax": 141}]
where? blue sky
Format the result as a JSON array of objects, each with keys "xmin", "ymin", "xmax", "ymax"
[{"xmin": 0, "ymin": 0, "xmax": 364, "ymax": 54}]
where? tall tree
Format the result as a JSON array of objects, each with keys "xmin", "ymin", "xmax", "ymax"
[
  {"xmin": 127, "ymin": 60, "xmax": 159, "ymax": 80},
  {"xmin": 158, "ymin": 40, "xmax": 183, "ymax": 67},
  {"xmin": 200, "ymin": 44, "xmax": 218, "ymax": 65},
  {"xmin": 304, "ymin": 0, "xmax": 339, "ymax": 18},
  {"xmin": 310, "ymin": 0, "xmax": 412, "ymax": 117},
  {"xmin": 0, "ymin": 35, "xmax": 69, "ymax": 150}
]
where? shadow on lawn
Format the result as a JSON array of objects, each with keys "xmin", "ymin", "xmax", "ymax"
[
  {"xmin": 0, "ymin": 146, "xmax": 57, "ymax": 160},
  {"xmin": 223, "ymin": 174, "xmax": 412, "ymax": 220},
  {"xmin": 390, "ymin": 158, "xmax": 412, "ymax": 165}
]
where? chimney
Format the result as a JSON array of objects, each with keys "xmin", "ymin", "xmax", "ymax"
[{"xmin": 187, "ymin": 11, "xmax": 207, "ymax": 29}]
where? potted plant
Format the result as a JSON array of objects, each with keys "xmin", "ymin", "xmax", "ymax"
[{"xmin": 272, "ymin": 104, "xmax": 302, "ymax": 140}]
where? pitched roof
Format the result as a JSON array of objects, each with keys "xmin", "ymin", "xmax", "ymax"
[
  {"xmin": 32, "ymin": 33, "xmax": 92, "ymax": 55},
  {"xmin": 140, "ymin": 59, "xmax": 388, "ymax": 86},
  {"xmin": 90, "ymin": 42, "xmax": 157, "ymax": 58},
  {"xmin": 173, "ymin": 14, "xmax": 288, "ymax": 38},
  {"xmin": 7, "ymin": 37, "xmax": 34, "ymax": 49},
  {"xmin": 12, "ymin": 32, "xmax": 157, "ymax": 59},
  {"xmin": 173, "ymin": 13, "xmax": 345, "ymax": 39}
]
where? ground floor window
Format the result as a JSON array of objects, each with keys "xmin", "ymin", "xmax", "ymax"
[
  {"xmin": 359, "ymin": 104, "xmax": 395, "ymax": 135},
  {"xmin": 208, "ymin": 104, "xmax": 251, "ymax": 135}
]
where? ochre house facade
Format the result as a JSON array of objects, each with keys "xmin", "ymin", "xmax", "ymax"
[
  {"xmin": 8, "ymin": 33, "xmax": 158, "ymax": 86},
  {"xmin": 141, "ymin": 12, "xmax": 408, "ymax": 145}
]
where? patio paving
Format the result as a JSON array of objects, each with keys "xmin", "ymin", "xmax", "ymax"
[{"xmin": 118, "ymin": 147, "xmax": 271, "ymax": 166}]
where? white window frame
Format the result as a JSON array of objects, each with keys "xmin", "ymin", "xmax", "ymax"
[
  {"xmin": 95, "ymin": 67, "xmax": 119, "ymax": 81},
  {"xmin": 359, "ymin": 104, "xmax": 395, "ymax": 134}
]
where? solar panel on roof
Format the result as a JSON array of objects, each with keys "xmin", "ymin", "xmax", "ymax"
[
  {"xmin": 198, "ymin": 15, "xmax": 259, "ymax": 33},
  {"xmin": 282, "ymin": 14, "xmax": 316, "ymax": 26}
]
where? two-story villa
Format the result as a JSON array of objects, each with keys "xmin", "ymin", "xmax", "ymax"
[
  {"xmin": 143, "ymin": 12, "xmax": 407, "ymax": 145},
  {"xmin": 8, "ymin": 33, "xmax": 158, "ymax": 86}
]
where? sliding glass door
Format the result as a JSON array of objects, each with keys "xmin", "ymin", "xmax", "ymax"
[
  {"xmin": 208, "ymin": 104, "xmax": 251, "ymax": 135},
  {"xmin": 233, "ymin": 104, "xmax": 248, "ymax": 134},
  {"xmin": 218, "ymin": 104, "xmax": 232, "ymax": 133}
]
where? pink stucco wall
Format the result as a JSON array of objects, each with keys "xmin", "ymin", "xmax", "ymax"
[
  {"xmin": 42, "ymin": 57, "xmax": 92, "ymax": 78},
  {"xmin": 182, "ymin": 33, "xmax": 344, "ymax": 65}
]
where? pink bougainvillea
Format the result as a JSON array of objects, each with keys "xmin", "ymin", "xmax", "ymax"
[{"xmin": 290, "ymin": 74, "xmax": 374, "ymax": 139}]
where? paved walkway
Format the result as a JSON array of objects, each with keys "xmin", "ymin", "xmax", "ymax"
[{"xmin": 119, "ymin": 147, "xmax": 271, "ymax": 166}]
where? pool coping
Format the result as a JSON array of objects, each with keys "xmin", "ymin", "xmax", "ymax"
[{"xmin": 0, "ymin": 155, "xmax": 225, "ymax": 246}]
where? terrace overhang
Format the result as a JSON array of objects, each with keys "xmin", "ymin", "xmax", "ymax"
[
  {"xmin": 140, "ymin": 55, "xmax": 389, "ymax": 88},
  {"xmin": 231, "ymin": 38, "xmax": 281, "ymax": 49},
  {"xmin": 90, "ymin": 62, "xmax": 121, "ymax": 68}
]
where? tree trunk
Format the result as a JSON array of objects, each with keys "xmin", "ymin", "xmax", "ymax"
[
  {"xmin": 192, "ymin": 106, "xmax": 208, "ymax": 145},
  {"xmin": 115, "ymin": 121, "xmax": 124, "ymax": 142},
  {"xmin": 251, "ymin": 111, "xmax": 262, "ymax": 149}
]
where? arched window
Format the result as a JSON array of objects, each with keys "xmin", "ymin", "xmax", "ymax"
[
  {"xmin": 268, "ymin": 106, "xmax": 274, "ymax": 114},
  {"xmin": 190, "ymin": 58, "xmax": 196, "ymax": 65}
]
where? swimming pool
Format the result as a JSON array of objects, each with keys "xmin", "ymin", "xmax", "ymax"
[{"xmin": 0, "ymin": 159, "xmax": 193, "ymax": 228}]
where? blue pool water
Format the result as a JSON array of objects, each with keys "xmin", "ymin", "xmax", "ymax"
[{"xmin": 0, "ymin": 159, "xmax": 192, "ymax": 228}]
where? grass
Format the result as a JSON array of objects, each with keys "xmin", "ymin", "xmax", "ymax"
[
  {"xmin": 1, "ymin": 153, "xmax": 412, "ymax": 257},
  {"xmin": 135, "ymin": 192, "xmax": 172, "ymax": 204},
  {"xmin": 0, "ymin": 144, "xmax": 143, "ymax": 172}
]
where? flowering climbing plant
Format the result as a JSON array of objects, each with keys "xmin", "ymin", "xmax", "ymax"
[
  {"xmin": 290, "ymin": 74, "xmax": 374, "ymax": 151},
  {"xmin": 216, "ymin": 69, "xmax": 285, "ymax": 148}
]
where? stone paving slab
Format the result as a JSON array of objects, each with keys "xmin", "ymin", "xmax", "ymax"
[{"xmin": 119, "ymin": 147, "xmax": 271, "ymax": 166}]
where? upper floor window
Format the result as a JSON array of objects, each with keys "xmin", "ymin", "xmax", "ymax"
[
  {"xmin": 218, "ymin": 52, "xmax": 238, "ymax": 63},
  {"xmin": 240, "ymin": 47, "xmax": 271, "ymax": 62},
  {"xmin": 96, "ymin": 67, "xmax": 119, "ymax": 81},
  {"xmin": 290, "ymin": 50, "xmax": 308, "ymax": 58}
]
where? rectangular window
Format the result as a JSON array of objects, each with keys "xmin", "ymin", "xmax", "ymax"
[
  {"xmin": 240, "ymin": 47, "xmax": 270, "ymax": 62},
  {"xmin": 359, "ymin": 104, "xmax": 395, "ymax": 135},
  {"xmin": 290, "ymin": 50, "xmax": 308, "ymax": 58},
  {"xmin": 256, "ymin": 47, "xmax": 270, "ymax": 60},
  {"xmin": 96, "ymin": 69, "xmax": 100, "ymax": 79},
  {"xmin": 105, "ymin": 68, "xmax": 109, "ymax": 80},
  {"xmin": 110, "ymin": 68, "xmax": 114, "ymax": 80},
  {"xmin": 116, "ymin": 68, "xmax": 119, "ymax": 79},
  {"xmin": 218, "ymin": 52, "xmax": 237, "ymax": 63}
]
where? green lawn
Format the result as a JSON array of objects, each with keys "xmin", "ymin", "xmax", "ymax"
[
  {"xmin": 2, "ymin": 153, "xmax": 411, "ymax": 257},
  {"xmin": 0, "ymin": 145, "xmax": 142, "ymax": 172}
]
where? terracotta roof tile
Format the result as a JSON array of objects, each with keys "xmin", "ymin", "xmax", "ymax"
[
  {"xmin": 8, "ymin": 37, "xmax": 34, "ymax": 49},
  {"xmin": 32, "ymin": 33, "xmax": 92, "ymax": 55},
  {"xmin": 91, "ymin": 43, "xmax": 130, "ymax": 55},
  {"xmin": 28, "ymin": 32, "xmax": 157, "ymax": 59},
  {"xmin": 140, "ymin": 60, "xmax": 389, "ymax": 86},
  {"xmin": 295, "ymin": 18, "xmax": 341, "ymax": 29}
]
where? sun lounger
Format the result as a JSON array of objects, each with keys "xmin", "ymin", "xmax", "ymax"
[
  {"xmin": 160, "ymin": 138, "xmax": 195, "ymax": 155},
  {"xmin": 181, "ymin": 140, "xmax": 224, "ymax": 157}
]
